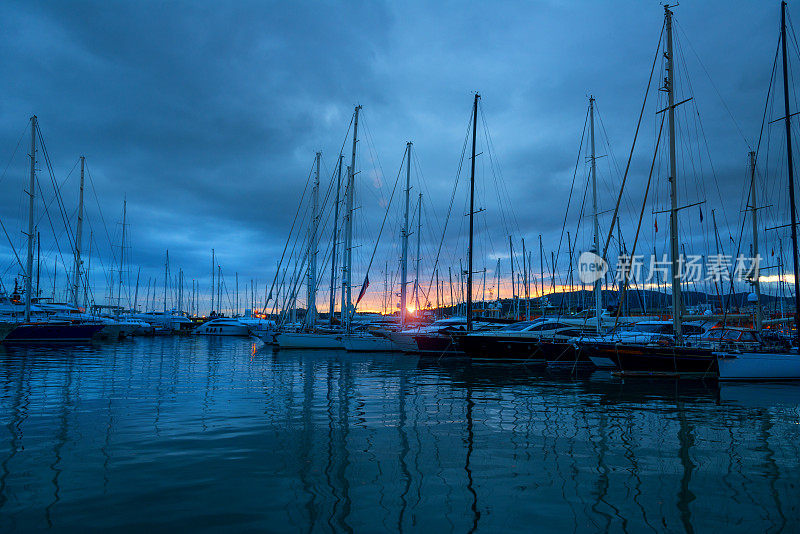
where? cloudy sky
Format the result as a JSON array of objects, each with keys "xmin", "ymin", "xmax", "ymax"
[{"xmin": 0, "ymin": 0, "xmax": 792, "ymax": 314}]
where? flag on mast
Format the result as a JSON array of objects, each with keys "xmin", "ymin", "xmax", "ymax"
[{"xmin": 356, "ymin": 274, "xmax": 369, "ymax": 305}]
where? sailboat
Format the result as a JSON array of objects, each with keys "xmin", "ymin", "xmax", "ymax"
[
  {"xmin": 2, "ymin": 117, "xmax": 104, "ymax": 343},
  {"xmin": 716, "ymin": 1, "xmax": 800, "ymax": 380},
  {"xmin": 576, "ymin": 6, "xmax": 721, "ymax": 375},
  {"xmin": 275, "ymin": 109, "xmax": 362, "ymax": 350}
]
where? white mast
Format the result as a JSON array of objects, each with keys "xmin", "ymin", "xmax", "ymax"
[
  {"xmin": 211, "ymin": 248, "xmax": 215, "ymax": 314},
  {"xmin": 24, "ymin": 116, "xmax": 37, "ymax": 322},
  {"xmin": 307, "ymin": 151, "xmax": 320, "ymax": 327},
  {"xmin": 329, "ymin": 155, "xmax": 343, "ymax": 325},
  {"xmin": 342, "ymin": 105, "xmax": 361, "ymax": 331},
  {"xmin": 590, "ymin": 96, "xmax": 602, "ymax": 333},
  {"xmin": 400, "ymin": 142, "xmax": 412, "ymax": 326},
  {"xmin": 72, "ymin": 155, "xmax": 85, "ymax": 308},
  {"xmin": 665, "ymin": 6, "xmax": 683, "ymax": 339}
]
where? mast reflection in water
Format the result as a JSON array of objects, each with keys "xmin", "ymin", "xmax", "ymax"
[{"xmin": 0, "ymin": 338, "xmax": 798, "ymax": 532}]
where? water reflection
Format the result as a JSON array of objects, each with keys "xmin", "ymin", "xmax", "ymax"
[{"xmin": 0, "ymin": 338, "xmax": 797, "ymax": 532}]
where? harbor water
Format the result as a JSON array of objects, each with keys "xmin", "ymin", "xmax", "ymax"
[{"xmin": 0, "ymin": 337, "xmax": 798, "ymax": 532}]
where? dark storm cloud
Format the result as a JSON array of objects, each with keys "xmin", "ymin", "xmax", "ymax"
[{"xmin": 0, "ymin": 0, "xmax": 789, "ymax": 310}]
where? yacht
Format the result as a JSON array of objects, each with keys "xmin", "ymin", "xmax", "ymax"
[{"xmin": 192, "ymin": 318, "xmax": 250, "ymax": 336}]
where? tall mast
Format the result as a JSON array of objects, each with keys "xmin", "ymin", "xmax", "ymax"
[
  {"xmin": 117, "ymin": 198, "xmax": 126, "ymax": 309},
  {"xmin": 234, "ymin": 272, "xmax": 238, "ymax": 316},
  {"xmin": 590, "ymin": 96, "xmax": 602, "ymax": 332},
  {"xmin": 341, "ymin": 165, "xmax": 352, "ymax": 325},
  {"xmin": 665, "ymin": 5, "xmax": 683, "ymax": 339},
  {"xmin": 307, "ymin": 151, "xmax": 320, "ymax": 328},
  {"xmin": 539, "ymin": 234, "xmax": 545, "ymax": 317},
  {"xmin": 342, "ymin": 105, "xmax": 361, "ymax": 331},
  {"xmin": 163, "ymin": 249, "xmax": 168, "ymax": 312},
  {"xmin": 329, "ymin": 154, "xmax": 343, "ymax": 325},
  {"xmin": 509, "ymin": 236, "xmax": 516, "ymax": 318},
  {"xmin": 522, "ymin": 238, "xmax": 528, "ymax": 320},
  {"xmin": 415, "ymin": 192, "xmax": 422, "ymax": 313},
  {"xmin": 24, "ymin": 116, "xmax": 37, "ymax": 322},
  {"xmin": 466, "ymin": 93, "xmax": 479, "ymax": 331},
  {"xmin": 495, "ymin": 258, "xmax": 501, "ymax": 304},
  {"xmin": 72, "ymin": 155, "xmax": 85, "ymax": 307},
  {"xmin": 217, "ymin": 265, "xmax": 221, "ymax": 315},
  {"xmin": 749, "ymin": 151, "xmax": 762, "ymax": 330},
  {"xmin": 211, "ymin": 248, "xmax": 215, "ymax": 314},
  {"xmin": 133, "ymin": 267, "xmax": 140, "ymax": 312},
  {"xmin": 781, "ymin": 0, "xmax": 800, "ymax": 345},
  {"xmin": 400, "ymin": 142, "xmax": 412, "ymax": 326}
]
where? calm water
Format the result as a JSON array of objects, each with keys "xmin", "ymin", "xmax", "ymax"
[{"xmin": 0, "ymin": 337, "xmax": 798, "ymax": 533}]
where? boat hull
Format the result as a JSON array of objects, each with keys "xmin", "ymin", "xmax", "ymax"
[
  {"xmin": 580, "ymin": 342, "xmax": 718, "ymax": 376},
  {"xmin": 458, "ymin": 334, "xmax": 545, "ymax": 363},
  {"xmin": 413, "ymin": 333, "xmax": 463, "ymax": 356},
  {"xmin": 4, "ymin": 323, "xmax": 105, "ymax": 343},
  {"xmin": 276, "ymin": 332, "xmax": 343, "ymax": 350},
  {"xmin": 717, "ymin": 352, "xmax": 800, "ymax": 381},
  {"xmin": 385, "ymin": 332, "xmax": 421, "ymax": 352},
  {"xmin": 343, "ymin": 335, "xmax": 400, "ymax": 352}
]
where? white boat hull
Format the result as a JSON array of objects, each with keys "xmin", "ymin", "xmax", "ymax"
[
  {"xmin": 343, "ymin": 335, "xmax": 400, "ymax": 352},
  {"xmin": 717, "ymin": 352, "xmax": 800, "ymax": 381},
  {"xmin": 193, "ymin": 324, "xmax": 251, "ymax": 336},
  {"xmin": 276, "ymin": 332, "xmax": 343, "ymax": 350}
]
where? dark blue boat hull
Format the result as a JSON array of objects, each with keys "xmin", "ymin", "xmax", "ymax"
[{"xmin": 4, "ymin": 323, "xmax": 106, "ymax": 343}]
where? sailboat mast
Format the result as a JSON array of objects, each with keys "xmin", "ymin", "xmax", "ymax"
[
  {"xmin": 749, "ymin": 151, "xmax": 762, "ymax": 330},
  {"xmin": 415, "ymin": 192, "xmax": 422, "ymax": 312},
  {"xmin": 24, "ymin": 116, "xmax": 37, "ymax": 322},
  {"xmin": 307, "ymin": 151, "xmax": 320, "ymax": 327},
  {"xmin": 117, "ymin": 198, "xmax": 126, "ymax": 308},
  {"xmin": 522, "ymin": 238, "xmax": 528, "ymax": 320},
  {"xmin": 400, "ymin": 142, "xmax": 412, "ymax": 326},
  {"xmin": 665, "ymin": 5, "xmax": 683, "ymax": 339},
  {"xmin": 781, "ymin": 0, "xmax": 800, "ymax": 345},
  {"xmin": 590, "ymin": 96, "xmax": 603, "ymax": 332},
  {"xmin": 329, "ymin": 154, "xmax": 343, "ymax": 325},
  {"xmin": 467, "ymin": 93, "xmax": 479, "ymax": 332},
  {"xmin": 509, "ymin": 236, "xmax": 516, "ymax": 318},
  {"xmin": 211, "ymin": 248, "xmax": 215, "ymax": 314},
  {"xmin": 343, "ymin": 105, "xmax": 361, "ymax": 331},
  {"xmin": 539, "ymin": 234, "xmax": 545, "ymax": 316},
  {"xmin": 73, "ymin": 155, "xmax": 85, "ymax": 307},
  {"xmin": 163, "ymin": 249, "xmax": 168, "ymax": 312}
]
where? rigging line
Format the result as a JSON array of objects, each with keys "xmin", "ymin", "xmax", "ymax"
[
  {"xmin": 756, "ymin": 34, "xmax": 782, "ymax": 157},
  {"xmin": 260, "ymin": 154, "xmax": 317, "ymax": 313},
  {"xmin": 37, "ymin": 127, "xmax": 77, "ymax": 257},
  {"xmin": 674, "ymin": 20, "xmax": 752, "ymax": 150},
  {"xmin": 555, "ymin": 105, "xmax": 589, "ymax": 278},
  {"xmin": 350, "ymin": 148, "xmax": 406, "ymax": 316},
  {"xmin": 423, "ymin": 102, "xmax": 474, "ymax": 302},
  {"xmin": 602, "ymin": 18, "xmax": 664, "ymax": 261},
  {"xmin": 614, "ymin": 116, "xmax": 665, "ymax": 330},
  {"xmin": 84, "ymin": 161, "xmax": 118, "ymax": 266},
  {"xmin": 0, "ymin": 123, "xmax": 28, "ymax": 187}
]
